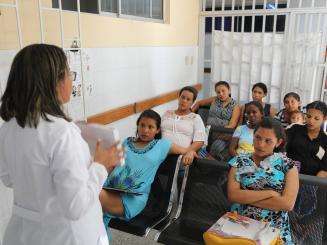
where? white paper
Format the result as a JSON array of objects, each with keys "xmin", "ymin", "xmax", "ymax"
[
  {"xmin": 211, "ymin": 214, "xmax": 280, "ymax": 244},
  {"xmin": 76, "ymin": 122, "xmax": 125, "ymax": 165}
]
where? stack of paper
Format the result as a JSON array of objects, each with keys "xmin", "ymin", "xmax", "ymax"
[{"xmin": 208, "ymin": 212, "xmax": 280, "ymax": 245}]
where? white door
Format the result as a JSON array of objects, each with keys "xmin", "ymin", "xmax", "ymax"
[
  {"xmin": 200, "ymin": 0, "xmax": 327, "ymax": 108},
  {"xmin": 283, "ymin": 11, "xmax": 327, "ymax": 106}
]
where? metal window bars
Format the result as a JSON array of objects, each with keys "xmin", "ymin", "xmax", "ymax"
[
  {"xmin": 98, "ymin": 0, "xmax": 164, "ymax": 22},
  {"xmin": 199, "ymin": 0, "xmax": 327, "ymax": 107}
]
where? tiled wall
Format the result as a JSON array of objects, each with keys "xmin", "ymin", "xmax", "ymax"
[
  {"xmin": 108, "ymin": 100, "xmax": 179, "ymax": 140},
  {"xmin": 0, "ymin": 50, "xmax": 16, "ymax": 97},
  {"xmin": 83, "ymin": 46, "xmax": 198, "ymax": 117}
]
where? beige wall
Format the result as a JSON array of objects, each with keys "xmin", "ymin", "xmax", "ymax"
[{"xmin": 0, "ymin": 0, "xmax": 199, "ymax": 50}]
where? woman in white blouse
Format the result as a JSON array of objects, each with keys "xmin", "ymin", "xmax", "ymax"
[
  {"xmin": 161, "ymin": 86, "xmax": 206, "ymax": 163},
  {"xmin": 0, "ymin": 44, "xmax": 122, "ymax": 245}
]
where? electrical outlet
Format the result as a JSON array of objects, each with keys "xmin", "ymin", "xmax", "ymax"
[{"xmin": 185, "ymin": 56, "xmax": 190, "ymax": 65}]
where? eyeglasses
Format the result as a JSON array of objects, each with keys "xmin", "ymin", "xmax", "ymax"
[{"xmin": 69, "ymin": 71, "xmax": 77, "ymax": 81}]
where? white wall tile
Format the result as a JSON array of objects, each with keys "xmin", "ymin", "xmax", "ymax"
[
  {"xmin": 84, "ymin": 46, "xmax": 198, "ymax": 116},
  {"xmin": 108, "ymin": 100, "xmax": 178, "ymax": 140},
  {"xmin": 0, "ymin": 50, "xmax": 16, "ymax": 95}
]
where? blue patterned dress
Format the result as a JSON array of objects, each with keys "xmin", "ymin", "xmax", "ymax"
[
  {"xmin": 103, "ymin": 137, "xmax": 171, "ymax": 230},
  {"xmin": 228, "ymin": 153, "xmax": 296, "ymax": 244},
  {"xmin": 207, "ymin": 97, "xmax": 237, "ymax": 127}
]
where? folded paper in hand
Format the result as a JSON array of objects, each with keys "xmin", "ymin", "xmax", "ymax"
[{"xmin": 76, "ymin": 121, "xmax": 124, "ymax": 165}]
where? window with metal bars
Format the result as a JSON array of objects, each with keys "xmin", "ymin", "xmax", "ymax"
[
  {"xmin": 100, "ymin": 0, "xmax": 164, "ymax": 20},
  {"xmin": 51, "ymin": 0, "xmax": 164, "ymax": 21},
  {"xmin": 52, "ymin": 0, "xmax": 98, "ymax": 14},
  {"xmin": 205, "ymin": 4, "xmax": 286, "ymax": 33}
]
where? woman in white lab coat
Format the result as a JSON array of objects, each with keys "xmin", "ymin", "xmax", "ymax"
[{"xmin": 0, "ymin": 44, "xmax": 122, "ymax": 245}]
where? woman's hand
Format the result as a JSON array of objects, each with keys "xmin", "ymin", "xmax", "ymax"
[
  {"xmin": 317, "ymin": 170, "xmax": 327, "ymax": 178},
  {"xmin": 94, "ymin": 140, "xmax": 124, "ymax": 172},
  {"xmin": 191, "ymin": 101, "xmax": 200, "ymax": 112},
  {"xmin": 182, "ymin": 151, "xmax": 198, "ymax": 166}
]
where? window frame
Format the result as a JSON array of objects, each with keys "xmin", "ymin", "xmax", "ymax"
[{"xmin": 98, "ymin": 0, "xmax": 165, "ymax": 23}]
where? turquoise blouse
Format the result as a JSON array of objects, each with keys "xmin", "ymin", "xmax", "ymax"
[{"xmin": 103, "ymin": 137, "xmax": 172, "ymax": 229}]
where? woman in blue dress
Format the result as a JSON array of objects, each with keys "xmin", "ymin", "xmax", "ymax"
[
  {"xmin": 227, "ymin": 117, "xmax": 299, "ymax": 244},
  {"xmin": 100, "ymin": 109, "xmax": 196, "ymax": 236}
]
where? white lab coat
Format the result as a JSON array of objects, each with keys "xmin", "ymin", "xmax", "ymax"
[{"xmin": 0, "ymin": 116, "xmax": 109, "ymax": 245}]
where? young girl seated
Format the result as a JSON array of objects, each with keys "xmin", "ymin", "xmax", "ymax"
[
  {"xmin": 100, "ymin": 109, "xmax": 195, "ymax": 234},
  {"xmin": 239, "ymin": 82, "xmax": 276, "ymax": 124},
  {"xmin": 275, "ymin": 92, "xmax": 302, "ymax": 127},
  {"xmin": 228, "ymin": 117, "xmax": 299, "ymax": 244},
  {"xmin": 229, "ymin": 101, "xmax": 264, "ymax": 157},
  {"xmin": 286, "ymin": 101, "xmax": 327, "ymax": 177}
]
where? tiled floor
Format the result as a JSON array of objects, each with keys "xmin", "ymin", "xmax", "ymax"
[{"xmin": 111, "ymin": 229, "xmax": 162, "ymax": 245}]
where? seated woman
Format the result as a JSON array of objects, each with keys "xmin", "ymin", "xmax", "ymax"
[
  {"xmin": 275, "ymin": 92, "xmax": 302, "ymax": 128},
  {"xmin": 161, "ymin": 86, "xmax": 206, "ymax": 163},
  {"xmin": 192, "ymin": 81, "xmax": 240, "ymax": 160},
  {"xmin": 286, "ymin": 101, "xmax": 327, "ymax": 177},
  {"xmin": 239, "ymin": 83, "xmax": 276, "ymax": 124},
  {"xmin": 100, "ymin": 109, "xmax": 195, "ymax": 235},
  {"xmin": 229, "ymin": 101, "xmax": 264, "ymax": 157},
  {"xmin": 228, "ymin": 117, "xmax": 299, "ymax": 245}
]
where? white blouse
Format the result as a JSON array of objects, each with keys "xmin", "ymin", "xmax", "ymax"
[
  {"xmin": 0, "ymin": 116, "xmax": 109, "ymax": 245},
  {"xmin": 161, "ymin": 110, "xmax": 206, "ymax": 148}
]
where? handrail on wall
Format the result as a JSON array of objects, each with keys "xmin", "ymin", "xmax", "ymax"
[{"xmin": 87, "ymin": 83, "xmax": 202, "ymax": 125}]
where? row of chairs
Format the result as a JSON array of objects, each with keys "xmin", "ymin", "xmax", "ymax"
[
  {"xmin": 109, "ymin": 154, "xmax": 182, "ymax": 237},
  {"xmin": 109, "ymin": 155, "xmax": 327, "ymax": 245},
  {"xmin": 109, "ymin": 106, "xmax": 327, "ymax": 244},
  {"xmin": 108, "ymin": 124, "xmax": 235, "ymax": 240}
]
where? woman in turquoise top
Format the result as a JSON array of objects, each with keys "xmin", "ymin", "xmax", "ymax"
[
  {"xmin": 228, "ymin": 117, "xmax": 299, "ymax": 244},
  {"xmin": 100, "ymin": 109, "xmax": 197, "ymax": 234}
]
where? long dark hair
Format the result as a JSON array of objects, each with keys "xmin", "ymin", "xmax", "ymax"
[
  {"xmin": 215, "ymin": 81, "xmax": 231, "ymax": 98},
  {"xmin": 136, "ymin": 109, "xmax": 162, "ymax": 139},
  {"xmin": 215, "ymin": 81, "xmax": 230, "ymax": 90},
  {"xmin": 306, "ymin": 101, "xmax": 327, "ymax": 117},
  {"xmin": 254, "ymin": 117, "xmax": 286, "ymax": 152},
  {"xmin": 0, "ymin": 44, "xmax": 70, "ymax": 128},
  {"xmin": 179, "ymin": 86, "xmax": 198, "ymax": 102},
  {"xmin": 245, "ymin": 101, "xmax": 264, "ymax": 115},
  {"xmin": 283, "ymin": 92, "xmax": 300, "ymax": 103},
  {"xmin": 252, "ymin": 82, "xmax": 268, "ymax": 95}
]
